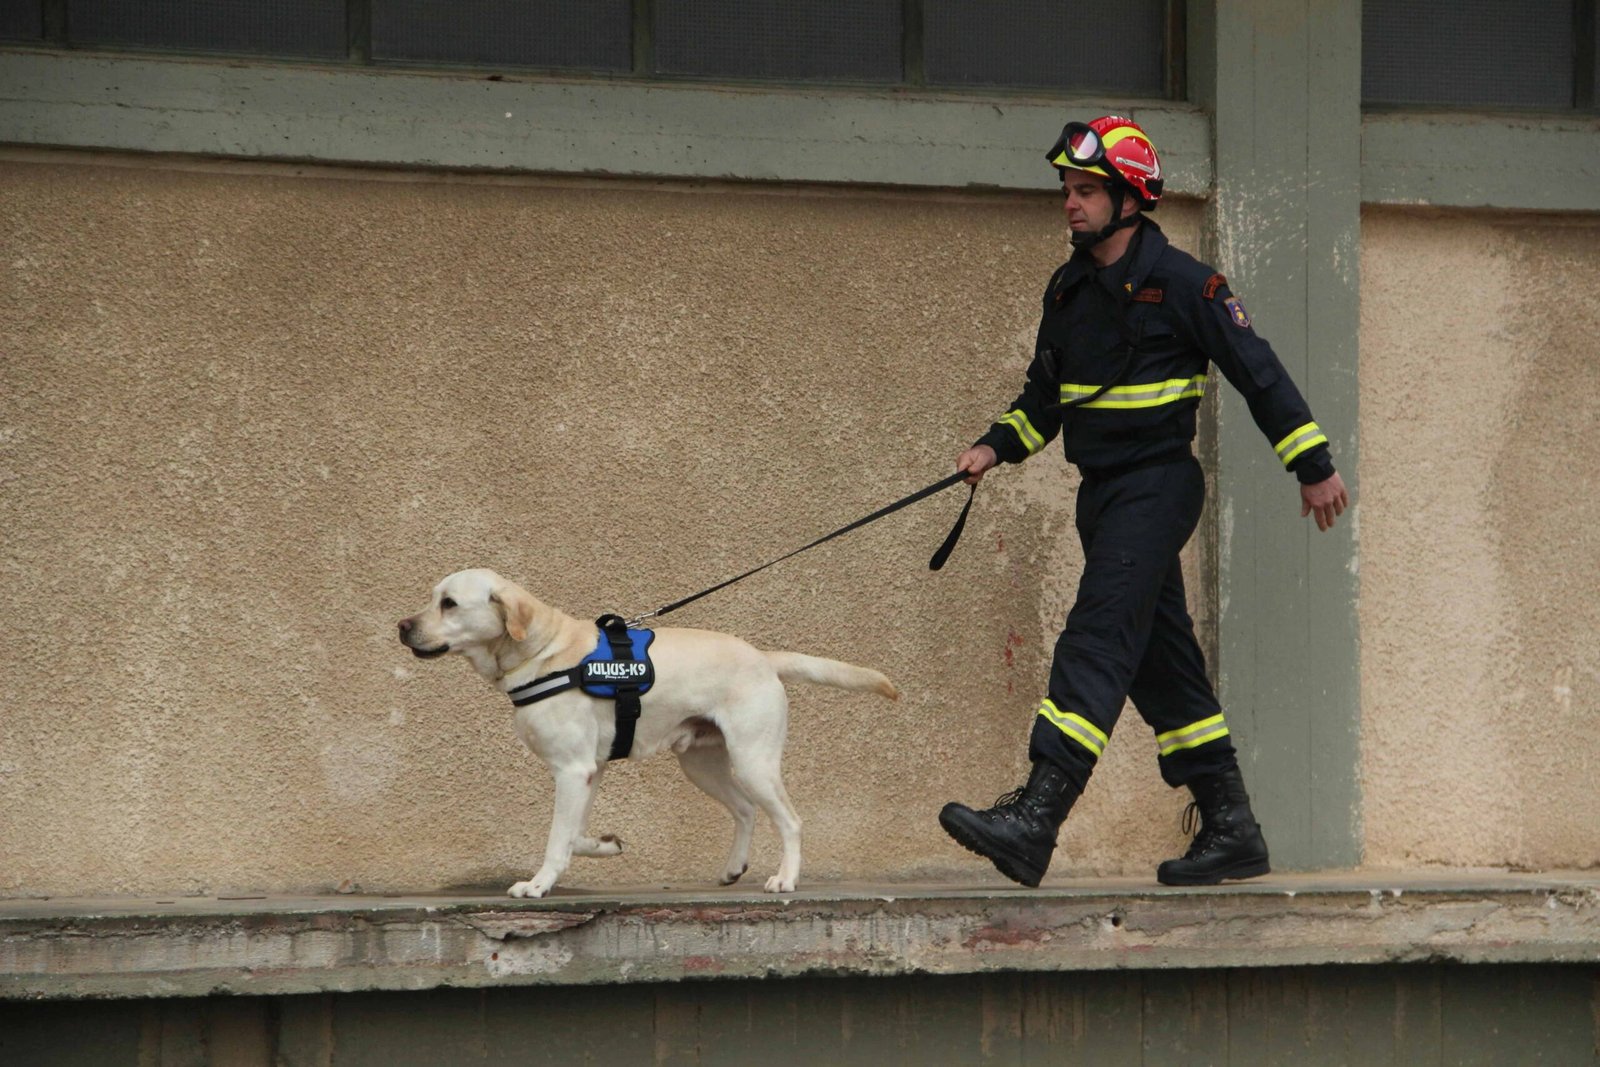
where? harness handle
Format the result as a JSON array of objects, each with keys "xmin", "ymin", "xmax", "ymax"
[{"xmin": 628, "ymin": 470, "xmax": 975, "ymax": 627}]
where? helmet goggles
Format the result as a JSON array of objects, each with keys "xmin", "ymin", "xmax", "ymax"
[{"xmin": 1047, "ymin": 122, "xmax": 1110, "ymax": 173}]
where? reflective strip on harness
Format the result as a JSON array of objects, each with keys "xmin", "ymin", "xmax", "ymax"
[
  {"xmin": 1156, "ymin": 713, "xmax": 1230, "ymax": 756},
  {"xmin": 1037, "ymin": 698, "xmax": 1107, "ymax": 758},
  {"xmin": 508, "ymin": 672, "xmax": 577, "ymax": 706},
  {"xmin": 1274, "ymin": 421, "xmax": 1328, "ymax": 467},
  {"xmin": 1058, "ymin": 375, "xmax": 1206, "ymax": 410},
  {"xmin": 998, "ymin": 408, "xmax": 1046, "ymax": 454}
]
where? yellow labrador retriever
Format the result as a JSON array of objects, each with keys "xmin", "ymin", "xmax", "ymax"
[{"xmin": 398, "ymin": 568, "xmax": 897, "ymax": 897}]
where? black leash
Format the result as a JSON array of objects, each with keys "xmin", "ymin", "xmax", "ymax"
[{"xmin": 627, "ymin": 471, "xmax": 977, "ymax": 626}]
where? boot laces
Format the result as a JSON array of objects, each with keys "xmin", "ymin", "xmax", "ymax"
[
  {"xmin": 1179, "ymin": 800, "xmax": 1221, "ymax": 859},
  {"xmin": 990, "ymin": 787, "xmax": 1027, "ymax": 810}
]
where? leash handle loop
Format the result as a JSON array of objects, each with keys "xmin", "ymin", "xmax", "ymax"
[{"xmin": 928, "ymin": 482, "xmax": 976, "ymax": 571}]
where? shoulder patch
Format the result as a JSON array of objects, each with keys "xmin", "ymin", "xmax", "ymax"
[
  {"xmin": 1203, "ymin": 273, "xmax": 1227, "ymax": 300},
  {"xmin": 1223, "ymin": 296, "xmax": 1251, "ymax": 329}
]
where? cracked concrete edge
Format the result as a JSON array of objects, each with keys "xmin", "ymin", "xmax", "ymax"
[
  {"xmin": 4, "ymin": 886, "xmax": 1598, "ymax": 1000},
  {"xmin": 0, "ymin": 50, "xmax": 1213, "ymax": 195}
]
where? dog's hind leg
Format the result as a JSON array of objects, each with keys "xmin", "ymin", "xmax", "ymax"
[
  {"xmin": 726, "ymin": 748, "xmax": 802, "ymax": 893},
  {"xmin": 509, "ymin": 764, "xmax": 595, "ymax": 898},
  {"xmin": 677, "ymin": 744, "xmax": 756, "ymax": 885}
]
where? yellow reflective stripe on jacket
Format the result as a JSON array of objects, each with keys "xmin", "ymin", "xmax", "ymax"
[
  {"xmin": 998, "ymin": 409, "xmax": 1045, "ymax": 454},
  {"xmin": 1155, "ymin": 713, "xmax": 1230, "ymax": 757},
  {"xmin": 1058, "ymin": 375, "xmax": 1207, "ymax": 410},
  {"xmin": 1036, "ymin": 699, "xmax": 1107, "ymax": 758},
  {"xmin": 1274, "ymin": 422, "xmax": 1328, "ymax": 466}
]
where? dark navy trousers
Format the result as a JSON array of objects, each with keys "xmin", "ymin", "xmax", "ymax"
[{"xmin": 1027, "ymin": 456, "xmax": 1238, "ymax": 790}]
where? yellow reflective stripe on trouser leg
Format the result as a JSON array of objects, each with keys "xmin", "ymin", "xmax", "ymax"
[
  {"xmin": 1155, "ymin": 713, "xmax": 1230, "ymax": 757},
  {"xmin": 998, "ymin": 409, "xmax": 1045, "ymax": 455},
  {"xmin": 1274, "ymin": 422, "xmax": 1328, "ymax": 467},
  {"xmin": 1037, "ymin": 699, "xmax": 1107, "ymax": 758}
]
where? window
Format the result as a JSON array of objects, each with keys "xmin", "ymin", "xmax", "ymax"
[
  {"xmin": 372, "ymin": 1, "xmax": 631, "ymax": 72},
  {"xmin": 654, "ymin": 0, "xmax": 902, "ymax": 84},
  {"xmin": 69, "ymin": 0, "xmax": 346, "ymax": 59},
  {"xmin": 0, "ymin": 1, "xmax": 42, "ymax": 41},
  {"xmin": 10, "ymin": 1, "xmax": 1183, "ymax": 99},
  {"xmin": 922, "ymin": 0, "xmax": 1170, "ymax": 97},
  {"xmin": 1363, "ymin": 0, "xmax": 1598, "ymax": 111}
]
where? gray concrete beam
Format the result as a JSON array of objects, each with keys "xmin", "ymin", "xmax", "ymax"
[
  {"xmin": 3, "ymin": 873, "xmax": 1597, "ymax": 1000},
  {"xmin": 0, "ymin": 50, "xmax": 1212, "ymax": 194},
  {"xmin": 1363, "ymin": 110, "xmax": 1600, "ymax": 212},
  {"xmin": 1199, "ymin": 0, "xmax": 1364, "ymax": 872}
]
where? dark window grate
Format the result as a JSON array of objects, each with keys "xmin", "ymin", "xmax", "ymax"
[
  {"xmin": 1363, "ymin": 0, "xmax": 1575, "ymax": 110},
  {"xmin": 923, "ymin": 0, "xmax": 1166, "ymax": 96},
  {"xmin": 0, "ymin": 0, "xmax": 44, "ymax": 41},
  {"xmin": 653, "ymin": 0, "xmax": 902, "ymax": 83},
  {"xmin": 372, "ymin": 0, "xmax": 631, "ymax": 72},
  {"xmin": 18, "ymin": 1, "xmax": 1191, "ymax": 101},
  {"xmin": 70, "ymin": 0, "xmax": 347, "ymax": 58}
]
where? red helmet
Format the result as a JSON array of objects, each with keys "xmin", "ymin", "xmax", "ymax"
[{"xmin": 1047, "ymin": 115, "xmax": 1164, "ymax": 209}]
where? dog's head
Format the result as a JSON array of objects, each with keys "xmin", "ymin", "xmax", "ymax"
[{"xmin": 397, "ymin": 568, "xmax": 539, "ymax": 659}]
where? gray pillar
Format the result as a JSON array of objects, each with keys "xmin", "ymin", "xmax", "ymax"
[{"xmin": 1194, "ymin": 0, "xmax": 1363, "ymax": 869}]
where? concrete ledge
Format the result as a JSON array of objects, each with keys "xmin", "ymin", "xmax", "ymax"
[
  {"xmin": 4, "ymin": 871, "xmax": 1597, "ymax": 1000},
  {"xmin": 1363, "ymin": 110, "xmax": 1600, "ymax": 212},
  {"xmin": 0, "ymin": 49, "xmax": 1212, "ymax": 194}
]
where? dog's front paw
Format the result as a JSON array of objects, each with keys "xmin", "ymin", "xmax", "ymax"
[
  {"xmin": 507, "ymin": 879, "xmax": 551, "ymax": 899},
  {"xmin": 591, "ymin": 834, "xmax": 624, "ymax": 858},
  {"xmin": 719, "ymin": 863, "xmax": 748, "ymax": 886},
  {"xmin": 763, "ymin": 874, "xmax": 796, "ymax": 893}
]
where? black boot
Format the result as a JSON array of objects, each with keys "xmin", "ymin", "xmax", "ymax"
[
  {"xmin": 1156, "ymin": 766, "xmax": 1270, "ymax": 885},
  {"xmin": 939, "ymin": 762, "xmax": 1079, "ymax": 888}
]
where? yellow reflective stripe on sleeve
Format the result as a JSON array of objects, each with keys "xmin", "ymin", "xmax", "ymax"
[
  {"xmin": 1037, "ymin": 699, "xmax": 1107, "ymax": 758},
  {"xmin": 1155, "ymin": 713, "xmax": 1231, "ymax": 756},
  {"xmin": 1058, "ymin": 375, "xmax": 1206, "ymax": 410},
  {"xmin": 1274, "ymin": 422, "xmax": 1328, "ymax": 467},
  {"xmin": 998, "ymin": 409, "xmax": 1045, "ymax": 454}
]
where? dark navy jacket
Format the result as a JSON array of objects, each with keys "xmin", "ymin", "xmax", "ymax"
[{"xmin": 976, "ymin": 220, "xmax": 1335, "ymax": 484}]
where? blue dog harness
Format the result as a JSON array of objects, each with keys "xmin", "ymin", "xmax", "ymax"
[{"xmin": 506, "ymin": 614, "xmax": 656, "ymax": 761}]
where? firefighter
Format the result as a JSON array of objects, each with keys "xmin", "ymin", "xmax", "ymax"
[{"xmin": 938, "ymin": 115, "xmax": 1349, "ymax": 888}]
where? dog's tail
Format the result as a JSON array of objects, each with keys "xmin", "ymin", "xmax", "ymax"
[{"xmin": 764, "ymin": 651, "xmax": 898, "ymax": 701}]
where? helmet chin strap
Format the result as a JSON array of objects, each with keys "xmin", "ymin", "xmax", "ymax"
[{"xmin": 1069, "ymin": 184, "xmax": 1142, "ymax": 251}]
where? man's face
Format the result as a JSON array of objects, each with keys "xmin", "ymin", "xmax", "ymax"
[{"xmin": 1061, "ymin": 169, "xmax": 1118, "ymax": 233}]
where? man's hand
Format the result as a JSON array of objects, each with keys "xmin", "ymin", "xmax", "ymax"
[
  {"xmin": 1300, "ymin": 472, "xmax": 1349, "ymax": 532},
  {"xmin": 957, "ymin": 444, "xmax": 999, "ymax": 485}
]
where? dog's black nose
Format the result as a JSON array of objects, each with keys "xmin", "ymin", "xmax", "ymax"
[{"xmin": 398, "ymin": 618, "xmax": 413, "ymax": 638}]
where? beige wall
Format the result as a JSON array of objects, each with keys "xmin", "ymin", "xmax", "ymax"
[
  {"xmin": 1, "ymin": 154, "xmax": 1208, "ymax": 896},
  {"xmin": 1359, "ymin": 208, "xmax": 1600, "ymax": 869}
]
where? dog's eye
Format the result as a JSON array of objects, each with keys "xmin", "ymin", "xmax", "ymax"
[{"xmin": 440, "ymin": 597, "xmax": 457, "ymax": 610}]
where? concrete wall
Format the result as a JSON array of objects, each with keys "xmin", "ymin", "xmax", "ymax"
[
  {"xmin": 1359, "ymin": 208, "xmax": 1600, "ymax": 869},
  {"xmin": 11, "ymin": 154, "xmax": 1596, "ymax": 898},
  {"xmin": 1, "ymin": 153, "xmax": 1208, "ymax": 896},
  {"xmin": 9, "ymin": 964, "xmax": 1600, "ymax": 1066}
]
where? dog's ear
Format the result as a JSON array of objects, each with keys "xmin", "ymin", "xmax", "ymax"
[{"xmin": 492, "ymin": 580, "xmax": 538, "ymax": 642}]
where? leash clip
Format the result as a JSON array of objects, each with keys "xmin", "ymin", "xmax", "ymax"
[{"xmin": 625, "ymin": 610, "xmax": 658, "ymax": 629}]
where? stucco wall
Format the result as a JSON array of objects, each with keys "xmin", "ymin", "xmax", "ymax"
[
  {"xmin": 1359, "ymin": 208, "xmax": 1600, "ymax": 869},
  {"xmin": 0, "ymin": 154, "xmax": 1208, "ymax": 896}
]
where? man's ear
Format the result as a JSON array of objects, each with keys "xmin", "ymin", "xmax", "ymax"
[{"xmin": 492, "ymin": 580, "xmax": 537, "ymax": 642}]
